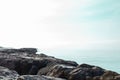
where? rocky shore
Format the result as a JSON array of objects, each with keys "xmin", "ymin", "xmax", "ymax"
[{"xmin": 0, "ymin": 47, "xmax": 120, "ymax": 80}]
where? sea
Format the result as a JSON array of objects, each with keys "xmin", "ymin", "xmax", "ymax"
[{"xmin": 38, "ymin": 48, "xmax": 120, "ymax": 73}]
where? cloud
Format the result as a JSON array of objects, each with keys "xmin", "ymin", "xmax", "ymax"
[{"xmin": 0, "ymin": 0, "xmax": 120, "ymax": 50}]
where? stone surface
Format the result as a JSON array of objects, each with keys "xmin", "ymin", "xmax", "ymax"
[
  {"xmin": 0, "ymin": 47, "xmax": 78, "ymax": 75},
  {"xmin": 100, "ymin": 71, "xmax": 119, "ymax": 80},
  {"xmin": 0, "ymin": 47, "xmax": 37, "ymax": 54},
  {"xmin": 17, "ymin": 75, "xmax": 66, "ymax": 80},
  {"xmin": 46, "ymin": 64, "xmax": 75, "ymax": 79},
  {"xmin": 68, "ymin": 64, "xmax": 105, "ymax": 80},
  {"xmin": 0, "ymin": 47, "xmax": 119, "ymax": 80},
  {"xmin": 114, "ymin": 75, "xmax": 120, "ymax": 80},
  {"xmin": 0, "ymin": 66, "xmax": 19, "ymax": 80}
]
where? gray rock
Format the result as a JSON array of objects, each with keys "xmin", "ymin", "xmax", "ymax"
[
  {"xmin": 68, "ymin": 64, "xmax": 105, "ymax": 80},
  {"xmin": 0, "ymin": 66, "xmax": 19, "ymax": 80},
  {"xmin": 100, "ymin": 70, "xmax": 119, "ymax": 80},
  {"xmin": 0, "ymin": 47, "xmax": 37, "ymax": 54},
  {"xmin": 0, "ymin": 47, "xmax": 119, "ymax": 80},
  {"xmin": 114, "ymin": 75, "xmax": 120, "ymax": 80},
  {"xmin": 0, "ymin": 48, "xmax": 78, "ymax": 75},
  {"xmin": 46, "ymin": 64, "xmax": 75, "ymax": 79},
  {"xmin": 17, "ymin": 75, "xmax": 66, "ymax": 80}
]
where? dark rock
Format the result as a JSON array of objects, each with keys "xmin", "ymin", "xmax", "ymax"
[
  {"xmin": 0, "ymin": 47, "xmax": 78, "ymax": 76},
  {"xmin": 37, "ymin": 59, "xmax": 78, "ymax": 75},
  {"xmin": 0, "ymin": 47, "xmax": 37, "ymax": 54},
  {"xmin": 114, "ymin": 75, "xmax": 120, "ymax": 80},
  {"xmin": 37, "ymin": 61, "xmax": 58, "ymax": 75},
  {"xmin": 68, "ymin": 64, "xmax": 105, "ymax": 80},
  {"xmin": 19, "ymin": 48, "xmax": 37, "ymax": 54},
  {"xmin": 38, "ymin": 53, "xmax": 48, "ymax": 57},
  {"xmin": 77, "ymin": 63, "xmax": 94, "ymax": 68},
  {"xmin": 0, "ymin": 47, "xmax": 119, "ymax": 80},
  {"xmin": 100, "ymin": 71, "xmax": 119, "ymax": 80},
  {"xmin": 12, "ymin": 59, "xmax": 48, "ymax": 75},
  {"xmin": 17, "ymin": 75, "xmax": 66, "ymax": 80},
  {"xmin": 0, "ymin": 54, "xmax": 46, "ymax": 75},
  {"xmin": 0, "ymin": 66, "xmax": 19, "ymax": 80},
  {"xmin": 46, "ymin": 64, "xmax": 75, "ymax": 79},
  {"xmin": 93, "ymin": 76, "xmax": 101, "ymax": 80}
]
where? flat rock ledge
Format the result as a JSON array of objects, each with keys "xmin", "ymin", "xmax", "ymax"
[{"xmin": 0, "ymin": 47, "xmax": 120, "ymax": 80}]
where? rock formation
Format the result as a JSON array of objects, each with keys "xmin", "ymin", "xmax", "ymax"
[
  {"xmin": 0, "ymin": 66, "xmax": 19, "ymax": 80},
  {"xmin": 0, "ymin": 47, "xmax": 119, "ymax": 80}
]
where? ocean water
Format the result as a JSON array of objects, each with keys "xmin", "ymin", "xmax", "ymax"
[{"xmin": 39, "ymin": 48, "xmax": 120, "ymax": 73}]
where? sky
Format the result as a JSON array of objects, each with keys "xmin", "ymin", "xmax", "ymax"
[{"xmin": 0, "ymin": 0, "xmax": 120, "ymax": 50}]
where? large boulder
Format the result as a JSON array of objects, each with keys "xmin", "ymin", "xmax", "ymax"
[
  {"xmin": 114, "ymin": 75, "xmax": 120, "ymax": 80},
  {"xmin": 68, "ymin": 64, "xmax": 105, "ymax": 80},
  {"xmin": 37, "ymin": 59, "xmax": 78, "ymax": 75},
  {"xmin": 0, "ymin": 56, "xmax": 49, "ymax": 75},
  {"xmin": 92, "ymin": 71, "xmax": 120, "ymax": 80},
  {"xmin": 46, "ymin": 64, "xmax": 75, "ymax": 79},
  {"xmin": 100, "ymin": 71, "xmax": 119, "ymax": 80}
]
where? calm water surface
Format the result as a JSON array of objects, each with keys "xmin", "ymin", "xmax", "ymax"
[{"xmin": 39, "ymin": 48, "xmax": 120, "ymax": 73}]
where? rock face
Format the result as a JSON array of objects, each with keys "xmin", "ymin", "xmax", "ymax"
[
  {"xmin": 0, "ymin": 47, "xmax": 77, "ymax": 75},
  {"xmin": 17, "ymin": 75, "xmax": 66, "ymax": 80},
  {"xmin": 0, "ymin": 47, "xmax": 37, "ymax": 54},
  {"xmin": 68, "ymin": 64, "xmax": 105, "ymax": 80},
  {"xmin": 99, "ymin": 71, "xmax": 119, "ymax": 80},
  {"xmin": 46, "ymin": 65, "xmax": 75, "ymax": 79},
  {"xmin": 0, "ymin": 66, "xmax": 19, "ymax": 80},
  {"xmin": 0, "ymin": 47, "xmax": 119, "ymax": 80}
]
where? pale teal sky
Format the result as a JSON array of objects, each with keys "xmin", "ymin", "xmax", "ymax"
[{"xmin": 0, "ymin": 0, "xmax": 119, "ymax": 50}]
